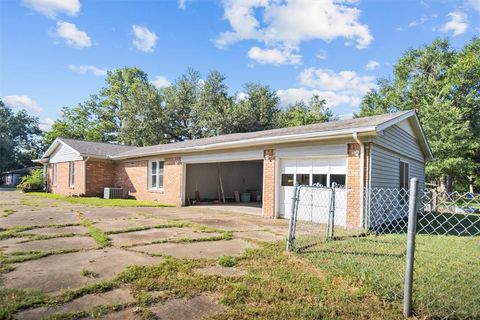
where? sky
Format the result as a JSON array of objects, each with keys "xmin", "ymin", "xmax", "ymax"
[{"xmin": 1, "ymin": 0, "xmax": 479, "ymax": 130}]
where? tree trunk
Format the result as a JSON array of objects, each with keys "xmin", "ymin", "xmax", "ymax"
[{"xmin": 468, "ymin": 176, "xmax": 474, "ymax": 194}]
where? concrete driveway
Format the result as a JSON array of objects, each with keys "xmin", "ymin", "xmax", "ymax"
[{"xmin": 0, "ymin": 191, "xmax": 288, "ymax": 319}]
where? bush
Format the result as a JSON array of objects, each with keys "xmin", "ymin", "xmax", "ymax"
[
  {"xmin": 218, "ymin": 255, "xmax": 237, "ymax": 267},
  {"xmin": 17, "ymin": 169, "xmax": 45, "ymax": 192}
]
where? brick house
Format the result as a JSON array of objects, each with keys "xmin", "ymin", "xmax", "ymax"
[{"xmin": 36, "ymin": 110, "xmax": 433, "ymax": 228}]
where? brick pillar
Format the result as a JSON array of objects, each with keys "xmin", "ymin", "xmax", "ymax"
[
  {"xmin": 262, "ymin": 149, "xmax": 276, "ymax": 218},
  {"xmin": 347, "ymin": 143, "xmax": 361, "ymax": 228},
  {"xmin": 164, "ymin": 157, "xmax": 183, "ymax": 207}
]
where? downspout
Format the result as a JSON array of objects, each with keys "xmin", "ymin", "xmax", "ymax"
[
  {"xmin": 83, "ymin": 157, "xmax": 90, "ymax": 196},
  {"xmin": 353, "ymin": 132, "xmax": 365, "ymax": 228}
]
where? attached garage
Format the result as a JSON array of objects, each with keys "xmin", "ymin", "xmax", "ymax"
[{"xmin": 278, "ymin": 156, "xmax": 348, "ymax": 227}]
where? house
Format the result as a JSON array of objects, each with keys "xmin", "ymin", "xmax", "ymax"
[
  {"xmin": 36, "ymin": 110, "xmax": 433, "ymax": 228},
  {"xmin": 1, "ymin": 167, "xmax": 42, "ymax": 186}
]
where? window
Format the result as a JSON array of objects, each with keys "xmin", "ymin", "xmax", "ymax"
[
  {"xmin": 281, "ymin": 174, "xmax": 294, "ymax": 186},
  {"xmin": 149, "ymin": 160, "xmax": 164, "ymax": 190},
  {"xmin": 52, "ymin": 163, "xmax": 57, "ymax": 185},
  {"xmin": 312, "ymin": 174, "xmax": 327, "ymax": 186},
  {"xmin": 399, "ymin": 161, "xmax": 409, "ymax": 190},
  {"xmin": 330, "ymin": 174, "xmax": 346, "ymax": 188},
  {"xmin": 69, "ymin": 161, "xmax": 75, "ymax": 187},
  {"xmin": 296, "ymin": 173, "xmax": 310, "ymax": 186}
]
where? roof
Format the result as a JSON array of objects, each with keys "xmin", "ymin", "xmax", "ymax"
[
  {"xmin": 38, "ymin": 110, "xmax": 434, "ymax": 161},
  {"xmin": 1, "ymin": 167, "xmax": 42, "ymax": 175}
]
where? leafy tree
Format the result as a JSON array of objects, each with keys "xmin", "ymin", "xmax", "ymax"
[
  {"xmin": 279, "ymin": 95, "xmax": 335, "ymax": 127},
  {"xmin": 0, "ymin": 100, "xmax": 42, "ymax": 172},
  {"xmin": 237, "ymin": 83, "xmax": 280, "ymax": 132},
  {"xmin": 358, "ymin": 38, "xmax": 480, "ymax": 192},
  {"xmin": 163, "ymin": 69, "xmax": 202, "ymax": 141},
  {"xmin": 118, "ymin": 83, "xmax": 167, "ymax": 146}
]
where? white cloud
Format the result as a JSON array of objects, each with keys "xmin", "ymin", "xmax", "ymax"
[
  {"xmin": 2, "ymin": 95, "xmax": 43, "ymax": 113},
  {"xmin": 316, "ymin": 50, "xmax": 327, "ymax": 60},
  {"xmin": 178, "ymin": 0, "xmax": 192, "ymax": 9},
  {"xmin": 132, "ymin": 25, "xmax": 158, "ymax": 53},
  {"xmin": 299, "ymin": 67, "xmax": 376, "ymax": 95},
  {"xmin": 236, "ymin": 91, "xmax": 248, "ymax": 101},
  {"xmin": 216, "ymin": 0, "xmax": 373, "ymax": 65},
  {"xmin": 247, "ymin": 46, "xmax": 301, "ymax": 65},
  {"xmin": 54, "ymin": 21, "xmax": 92, "ymax": 48},
  {"xmin": 469, "ymin": 0, "xmax": 480, "ymax": 12},
  {"xmin": 440, "ymin": 12, "xmax": 468, "ymax": 36},
  {"xmin": 278, "ymin": 67, "xmax": 377, "ymax": 109},
  {"xmin": 151, "ymin": 75, "xmax": 171, "ymax": 89},
  {"xmin": 39, "ymin": 117, "xmax": 55, "ymax": 130},
  {"xmin": 68, "ymin": 64, "xmax": 107, "ymax": 76},
  {"xmin": 22, "ymin": 0, "xmax": 80, "ymax": 18},
  {"xmin": 277, "ymin": 88, "xmax": 361, "ymax": 108},
  {"xmin": 364, "ymin": 60, "xmax": 380, "ymax": 70}
]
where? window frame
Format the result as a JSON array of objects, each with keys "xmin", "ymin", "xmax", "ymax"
[
  {"xmin": 148, "ymin": 159, "xmax": 164, "ymax": 191},
  {"xmin": 399, "ymin": 160, "xmax": 410, "ymax": 191},
  {"xmin": 52, "ymin": 163, "xmax": 57, "ymax": 186},
  {"xmin": 69, "ymin": 161, "xmax": 75, "ymax": 188}
]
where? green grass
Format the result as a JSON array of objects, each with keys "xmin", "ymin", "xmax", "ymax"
[
  {"xmin": 80, "ymin": 269, "xmax": 98, "ymax": 278},
  {"xmin": 2, "ymin": 209, "xmax": 16, "ymax": 217},
  {"xmin": 0, "ymin": 288, "xmax": 49, "ymax": 320},
  {"xmin": 27, "ymin": 192, "xmax": 173, "ymax": 207},
  {"xmin": 300, "ymin": 233, "xmax": 480, "ymax": 319},
  {"xmin": 77, "ymin": 215, "xmax": 110, "ymax": 247},
  {"xmin": 218, "ymin": 255, "xmax": 237, "ymax": 267}
]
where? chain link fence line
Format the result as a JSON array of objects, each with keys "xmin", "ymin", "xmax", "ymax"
[{"xmin": 286, "ymin": 180, "xmax": 480, "ymax": 319}]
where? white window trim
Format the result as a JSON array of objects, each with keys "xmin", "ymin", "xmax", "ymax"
[
  {"xmin": 148, "ymin": 159, "xmax": 164, "ymax": 191},
  {"xmin": 69, "ymin": 161, "xmax": 75, "ymax": 188},
  {"xmin": 52, "ymin": 163, "xmax": 57, "ymax": 186}
]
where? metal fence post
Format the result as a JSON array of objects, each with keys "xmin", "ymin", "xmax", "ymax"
[
  {"xmin": 286, "ymin": 185, "xmax": 299, "ymax": 251},
  {"xmin": 328, "ymin": 185, "xmax": 336, "ymax": 240},
  {"xmin": 403, "ymin": 177, "xmax": 419, "ymax": 318}
]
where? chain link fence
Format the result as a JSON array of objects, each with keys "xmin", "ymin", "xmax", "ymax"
[{"xmin": 286, "ymin": 181, "xmax": 480, "ymax": 319}]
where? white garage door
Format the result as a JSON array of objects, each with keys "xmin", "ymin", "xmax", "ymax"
[{"xmin": 279, "ymin": 157, "xmax": 348, "ymax": 227}]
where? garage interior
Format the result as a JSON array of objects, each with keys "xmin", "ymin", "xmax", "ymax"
[{"xmin": 185, "ymin": 161, "xmax": 263, "ymax": 214}]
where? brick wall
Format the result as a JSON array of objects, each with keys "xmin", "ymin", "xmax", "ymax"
[
  {"xmin": 85, "ymin": 160, "xmax": 115, "ymax": 197},
  {"xmin": 262, "ymin": 149, "xmax": 276, "ymax": 218},
  {"xmin": 114, "ymin": 157, "xmax": 183, "ymax": 206},
  {"xmin": 346, "ymin": 143, "xmax": 369, "ymax": 228},
  {"xmin": 48, "ymin": 161, "xmax": 85, "ymax": 196}
]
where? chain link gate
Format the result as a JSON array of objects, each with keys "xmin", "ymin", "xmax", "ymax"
[{"xmin": 286, "ymin": 179, "xmax": 480, "ymax": 319}]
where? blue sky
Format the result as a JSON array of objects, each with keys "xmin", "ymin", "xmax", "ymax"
[{"xmin": 1, "ymin": 0, "xmax": 479, "ymax": 129}]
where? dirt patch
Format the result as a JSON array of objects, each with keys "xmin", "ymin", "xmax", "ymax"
[
  {"xmin": 109, "ymin": 228, "xmax": 223, "ymax": 247},
  {"xmin": 4, "ymin": 236, "xmax": 98, "ymax": 254},
  {"xmin": 3, "ymin": 248, "xmax": 162, "ymax": 293},
  {"xmin": 194, "ymin": 266, "xmax": 246, "ymax": 277},
  {"xmin": 16, "ymin": 288, "xmax": 134, "ymax": 319},
  {"xmin": 150, "ymin": 295, "xmax": 224, "ymax": 320},
  {"xmin": 130, "ymin": 239, "xmax": 257, "ymax": 259},
  {"xmin": 234, "ymin": 230, "xmax": 285, "ymax": 242}
]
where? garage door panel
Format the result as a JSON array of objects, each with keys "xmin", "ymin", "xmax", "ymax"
[{"xmin": 281, "ymin": 159, "xmax": 297, "ymax": 174}]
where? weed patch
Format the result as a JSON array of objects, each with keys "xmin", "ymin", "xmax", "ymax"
[
  {"xmin": 218, "ymin": 256, "xmax": 237, "ymax": 267},
  {"xmin": 0, "ymin": 288, "xmax": 49, "ymax": 320},
  {"xmin": 76, "ymin": 214, "xmax": 110, "ymax": 247},
  {"xmin": 2, "ymin": 209, "xmax": 16, "ymax": 217},
  {"xmin": 80, "ymin": 269, "xmax": 98, "ymax": 278}
]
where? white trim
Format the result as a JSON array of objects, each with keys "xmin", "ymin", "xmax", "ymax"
[
  {"xmin": 147, "ymin": 159, "xmax": 165, "ymax": 191},
  {"xmin": 69, "ymin": 161, "xmax": 75, "ymax": 188},
  {"xmin": 181, "ymin": 150, "xmax": 263, "ymax": 164}
]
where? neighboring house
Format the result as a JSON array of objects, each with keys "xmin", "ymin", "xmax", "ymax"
[
  {"xmin": 36, "ymin": 110, "xmax": 433, "ymax": 228},
  {"xmin": 0, "ymin": 167, "xmax": 41, "ymax": 186}
]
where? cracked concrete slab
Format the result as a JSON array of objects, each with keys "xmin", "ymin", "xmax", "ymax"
[
  {"xmin": 4, "ymin": 236, "xmax": 98, "ymax": 254},
  {"xmin": 0, "ymin": 209, "xmax": 79, "ymax": 228},
  {"xmin": 130, "ymin": 239, "xmax": 257, "ymax": 259},
  {"xmin": 16, "ymin": 288, "xmax": 135, "ymax": 320},
  {"xmin": 93, "ymin": 218, "xmax": 171, "ymax": 233},
  {"xmin": 109, "ymin": 228, "xmax": 222, "ymax": 247},
  {"xmin": 3, "ymin": 248, "xmax": 162, "ymax": 293},
  {"xmin": 150, "ymin": 295, "xmax": 224, "ymax": 320},
  {"xmin": 18, "ymin": 225, "xmax": 88, "ymax": 236}
]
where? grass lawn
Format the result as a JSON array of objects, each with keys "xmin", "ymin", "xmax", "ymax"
[
  {"xmin": 26, "ymin": 192, "xmax": 173, "ymax": 207},
  {"xmin": 0, "ymin": 242, "xmax": 402, "ymax": 320},
  {"xmin": 299, "ymin": 233, "xmax": 480, "ymax": 319}
]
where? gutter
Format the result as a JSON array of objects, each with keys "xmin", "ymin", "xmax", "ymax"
[{"xmin": 353, "ymin": 132, "xmax": 365, "ymax": 228}]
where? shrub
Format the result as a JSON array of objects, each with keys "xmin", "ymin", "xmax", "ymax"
[
  {"xmin": 218, "ymin": 255, "xmax": 237, "ymax": 267},
  {"xmin": 17, "ymin": 169, "xmax": 45, "ymax": 192}
]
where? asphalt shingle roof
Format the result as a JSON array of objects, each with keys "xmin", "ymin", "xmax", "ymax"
[
  {"xmin": 57, "ymin": 111, "xmax": 414, "ymax": 159},
  {"xmin": 113, "ymin": 110, "xmax": 412, "ymax": 158}
]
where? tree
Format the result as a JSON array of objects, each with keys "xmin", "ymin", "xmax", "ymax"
[
  {"xmin": 163, "ymin": 69, "xmax": 202, "ymax": 141},
  {"xmin": 357, "ymin": 38, "xmax": 480, "ymax": 191},
  {"xmin": 42, "ymin": 95, "xmax": 115, "ymax": 148},
  {"xmin": 237, "ymin": 83, "xmax": 280, "ymax": 132},
  {"xmin": 118, "ymin": 83, "xmax": 167, "ymax": 146},
  {"xmin": 279, "ymin": 95, "xmax": 335, "ymax": 127},
  {"xmin": 0, "ymin": 100, "xmax": 42, "ymax": 172}
]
